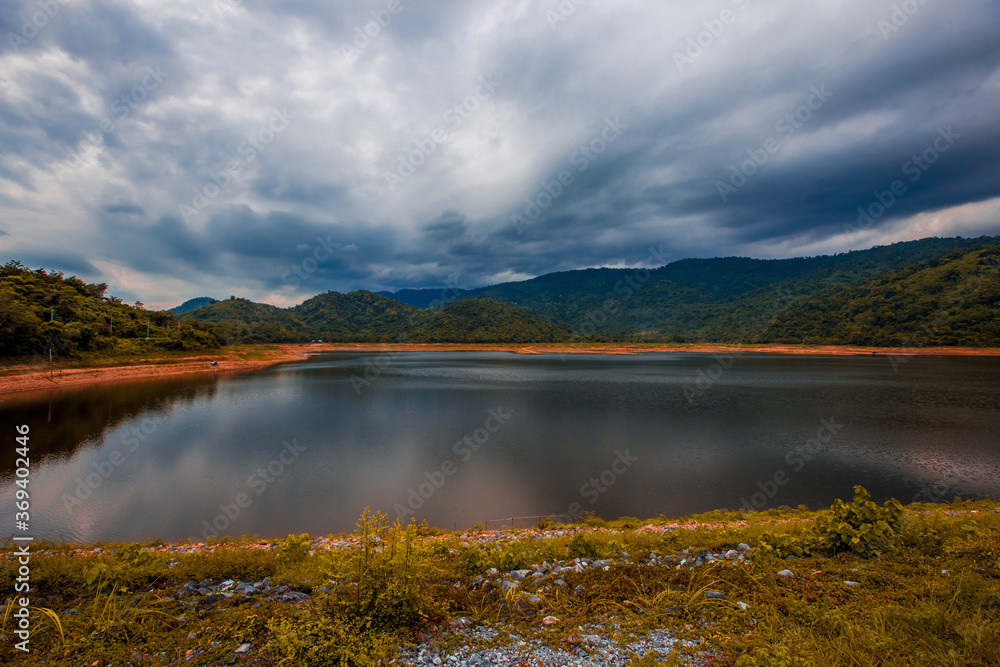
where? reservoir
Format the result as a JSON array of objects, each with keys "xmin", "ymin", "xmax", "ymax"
[{"xmin": 1, "ymin": 352, "xmax": 997, "ymax": 543}]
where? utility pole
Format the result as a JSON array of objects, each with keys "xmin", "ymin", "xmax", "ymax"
[{"xmin": 146, "ymin": 318, "xmax": 150, "ymax": 339}]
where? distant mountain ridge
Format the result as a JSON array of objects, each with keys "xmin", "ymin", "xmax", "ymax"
[
  {"xmin": 168, "ymin": 296, "xmax": 219, "ymax": 314},
  {"xmin": 178, "ymin": 292, "xmax": 571, "ymax": 344},
  {"xmin": 176, "ymin": 235, "xmax": 1000, "ymax": 345}
]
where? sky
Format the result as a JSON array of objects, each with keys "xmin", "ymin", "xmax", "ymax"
[{"xmin": 1, "ymin": 0, "xmax": 999, "ymax": 310}]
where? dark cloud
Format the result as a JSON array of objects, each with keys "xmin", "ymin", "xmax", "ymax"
[
  {"xmin": 104, "ymin": 203, "xmax": 144, "ymax": 216},
  {"xmin": 1, "ymin": 0, "xmax": 998, "ymax": 306}
]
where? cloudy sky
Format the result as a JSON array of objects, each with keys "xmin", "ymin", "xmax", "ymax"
[{"xmin": 1, "ymin": 0, "xmax": 999, "ymax": 309}]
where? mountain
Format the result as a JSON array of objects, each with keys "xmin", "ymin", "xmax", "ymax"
[
  {"xmin": 179, "ymin": 297, "xmax": 313, "ymax": 344},
  {"xmin": 456, "ymin": 236, "xmax": 1000, "ymax": 340},
  {"xmin": 766, "ymin": 245, "xmax": 1000, "ymax": 346},
  {"xmin": 294, "ymin": 290, "xmax": 420, "ymax": 342},
  {"xmin": 178, "ymin": 291, "xmax": 573, "ymax": 344},
  {"xmin": 169, "ymin": 296, "xmax": 219, "ymax": 314},
  {"xmin": 376, "ymin": 288, "xmax": 471, "ymax": 309},
  {"xmin": 6, "ymin": 236, "xmax": 1000, "ymax": 356},
  {"xmin": 409, "ymin": 299, "xmax": 572, "ymax": 343}
]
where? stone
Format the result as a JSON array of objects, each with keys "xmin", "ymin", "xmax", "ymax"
[
  {"xmin": 234, "ymin": 643, "xmax": 251, "ymax": 653},
  {"xmin": 736, "ymin": 601, "xmax": 750, "ymax": 611},
  {"xmin": 704, "ymin": 590, "xmax": 727, "ymax": 600},
  {"xmin": 510, "ymin": 569, "xmax": 532, "ymax": 580},
  {"xmin": 738, "ymin": 543, "xmax": 751, "ymax": 552},
  {"xmin": 542, "ymin": 615, "xmax": 560, "ymax": 626},
  {"xmin": 777, "ymin": 569, "xmax": 795, "ymax": 579}
]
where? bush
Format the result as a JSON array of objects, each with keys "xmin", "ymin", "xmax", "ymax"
[
  {"xmin": 568, "ymin": 534, "xmax": 604, "ymax": 560},
  {"xmin": 459, "ymin": 547, "xmax": 488, "ymax": 575},
  {"xmin": 813, "ymin": 486, "xmax": 904, "ymax": 557},
  {"xmin": 757, "ymin": 532, "xmax": 813, "ymax": 559},
  {"xmin": 278, "ymin": 533, "xmax": 312, "ymax": 564},
  {"xmin": 268, "ymin": 508, "xmax": 445, "ymax": 665}
]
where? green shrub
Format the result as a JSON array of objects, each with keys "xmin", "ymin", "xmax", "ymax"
[
  {"xmin": 268, "ymin": 508, "xmax": 445, "ymax": 665},
  {"xmin": 268, "ymin": 606, "xmax": 401, "ymax": 667},
  {"xmin": 568, "ymin": 533, "xmax": 603, "ymax": 560},
  {"xmin": 813, "ymin": 486, "xmax": 904, "ymax": 557},
  {"xmin": 278, "ymin": 533, "xmax": 312, "ymax": 563},
  {"xmin": 757, "ymin": 532, "xmax": 813, "ymax": 559},
  {"xmin": 459, "ymin": 547, "xmax": 488, "ymax": 575}
]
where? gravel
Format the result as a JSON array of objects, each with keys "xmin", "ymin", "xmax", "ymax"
[{"xmin": 397, "ymin": 622, "xmax": 713, "ymax": 667}]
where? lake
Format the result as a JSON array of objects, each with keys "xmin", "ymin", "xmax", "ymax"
[{"xmin": 2, "ymin": 352, "xmax": 998, "ymax": 543}]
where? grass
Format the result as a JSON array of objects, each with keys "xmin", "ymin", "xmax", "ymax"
[{"xmin": 1, "ymin": 496, "xmax": 998, "ymax": 666}]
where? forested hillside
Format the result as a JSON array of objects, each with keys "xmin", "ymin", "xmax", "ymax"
[
  {"xmin": 456, "ymin": 236, "xmax": 1000, "ymax": 340},
  {"xmin": 5, "ymin": 236, "xmax": 999, "ymax": 357},
  {"xmin": 765, "ymin": 245, "xmax": 1000, "ymax": 346},
  {"xmin": 0, "ymin": 261, "xmax": 221, "ymax": 359},
  {"xmin": 179, "ymin": 291, "xmax": 573, "ymax": 343}
]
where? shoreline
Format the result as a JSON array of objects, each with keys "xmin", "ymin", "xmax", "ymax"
[{"xmin": 2, "ymin": 342, "xmax": 999, "ymax": 398}]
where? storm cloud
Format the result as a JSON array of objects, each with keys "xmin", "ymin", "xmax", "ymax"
[{"xmin": 1, "ymin": 0, "xmax": 999, "ymax": 308}]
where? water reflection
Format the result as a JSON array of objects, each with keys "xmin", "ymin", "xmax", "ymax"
[{"xmin": 1, "ymin": 353, "xmax": 997, "ymax": 543}]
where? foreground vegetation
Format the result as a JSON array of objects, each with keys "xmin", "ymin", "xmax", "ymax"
[{"xmin": 2, "ymin": 489, "xmax": 998, "ymax": 665}]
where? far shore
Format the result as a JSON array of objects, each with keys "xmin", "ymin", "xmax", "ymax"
[{"xmin": 2, "ymin": 342, "xmax": 999, "ymax": 398}]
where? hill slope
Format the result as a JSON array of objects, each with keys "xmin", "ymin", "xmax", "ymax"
[
  {"xmin": 179, "ymin": 298, "xmax": 313, "ymax": 344},
  {"xmin": 458, "ymin": 236, "xmax": 1000, "ymax": 339},
  {"xmin": 169, "ymin": 296, "xmax": 219, "ymax": 314},
  {"xmin": 765, "ymin": 245, "xmax": 1000, "ymax": 346},
  {"xmin": 0, "ymin": 261, "xmax": 221, "ymax": 359},
  {"xmin": 178, "ymin": 292, "xmax": 573, "ymax": 343}
]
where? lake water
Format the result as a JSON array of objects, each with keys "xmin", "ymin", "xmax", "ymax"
[{"xmin": 2, "ymin": 352, "xmax": 998, "ymax": 543}]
